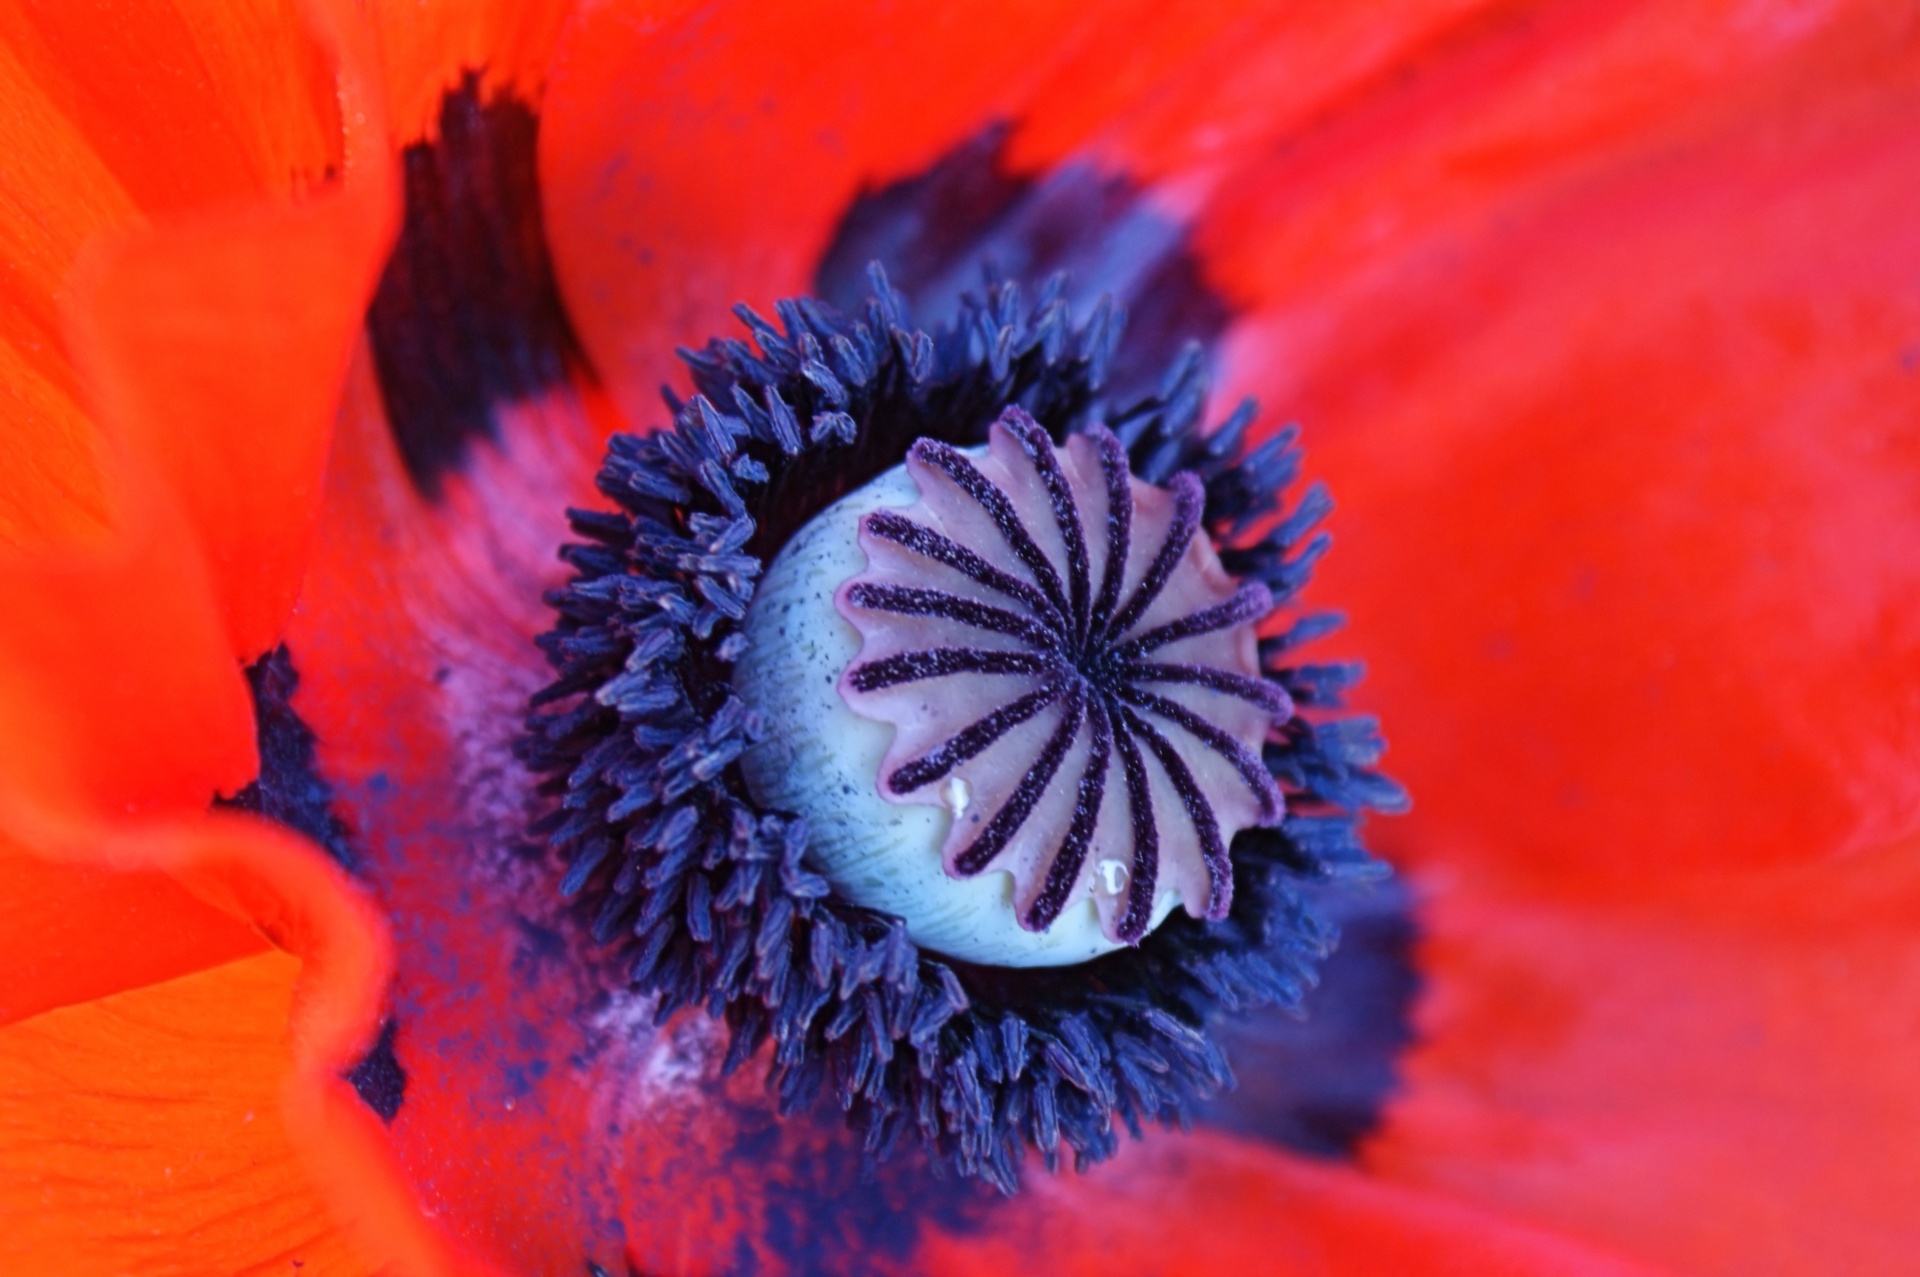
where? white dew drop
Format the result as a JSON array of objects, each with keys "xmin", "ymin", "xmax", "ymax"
[{"xmin": 1095, "ymin": 858, "xmax": 1130, "ymax": 896}]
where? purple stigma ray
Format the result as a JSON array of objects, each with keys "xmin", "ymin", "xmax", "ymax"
[
  {"xmin": 1003, "ymin": 412, "xmax": 1093, "ymax": 640},
  {"xmin": 1119, "ymin": 661, "xmax": 1292, "ymax": 714},
  {"xmin": 1109, "ymin": 719, "xmax": 1161, "ymax": 943},
  {"xmin": 838, "ymin": 406, "xmax": 1294, "ymax": 945},
  {"xmin": 1121, "ymin": 706, "xmax": 1234, "ymax": 920},
  {"xmin": 1100, "ymin": 471, "xmax": 1205, "ymax": 645},
  {"xmin": 862, "ymin": 510, "xmax": 1059, "ymax": 622},
  {"xmin": 910, "ymin": 438, "xmax": 1073, "ymax": 629},
  {"xmin": 887, "ymin": 680, "xmax": 1066, "ymax": 793},
  {"xmin": 845, "ymin": 583, "xmax": 1062, "ymax": 652},
  {"xmin": 849, "ymin": 647, "xmax": 1055, "ymax": 693},
  {"xmin": 1114, "ymin": 683, "xmax": 1285, "ymax": 822},
  {"xmin": 1117, "ymin": 581, "xmax": 1276, "ymax": 660},
  {"xmin": 1023, "ymin": 698, "xmax": 1112, "ymax": 931},
  {"xmin": 952, "ymin": 684, "xmax": 1088, "ymax": 876},
  {"xmin": 1088, "ymin": 426, "xmax": 1133, "ymax": 640}
]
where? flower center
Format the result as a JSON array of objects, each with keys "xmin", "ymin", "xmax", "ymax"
[
  {"xmin": 521, "ymin": 265, "xmax": 1402, "ymax": 1189},
  {"xmin": 734, "ymin": 407, "xmax": 1288, "ymax": 965}
]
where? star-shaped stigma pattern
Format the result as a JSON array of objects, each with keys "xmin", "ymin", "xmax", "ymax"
[{"xmin": 837, "ymin": 406, "xmax": 1292, "ymax": 943}]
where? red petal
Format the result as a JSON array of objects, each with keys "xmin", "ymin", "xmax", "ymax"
[
  {"xmin": 0, "ymin": 951, "xmax": 375, "ymax": 1275},
  {"xmin": 541, "ymin": 0, "xmax": 1311, "ymax": 431},
  {"xmin": 289, "ymin": 301, "xmax": 1658, "ymax": 1277},
  {"xmin": 544, "ymin": 0, "xmax": 1920, "ymax": 891},
  {"xmin": 921, "ymin": 1129, "xmax": 1665, "ymax": 1277},
  {"xmin": 286, "ymin": 345, "xmax": 607, "ymax": 1272},
  {"xmin": 276, "ymin": 3, "xmax": 1920, "ymax": 1268},
  {"xmin": 1370, "ymin": 846, "xmax": 1920, "ymax": 1275},
  {"xmin": 367, "ymin": 0, "xmax": 578, "ymax": 143},
  {"xmin": 1184, "ymin": 1, "xmax": 1920, "ymax": 889}
]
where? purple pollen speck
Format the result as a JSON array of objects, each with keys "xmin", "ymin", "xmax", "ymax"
[{"xmin": 837, "ymin": 408, "xmax": 1290, "ymax": 941}]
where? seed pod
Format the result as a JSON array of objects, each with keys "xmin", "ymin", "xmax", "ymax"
[{"xmin": 736, "ymin": 408, "xmax": 1289, "ymax": 966}]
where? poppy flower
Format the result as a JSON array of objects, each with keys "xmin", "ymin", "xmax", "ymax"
[{"xmin": 3, "ymin": 0, "xmax": 1919, "ymax": 1274}]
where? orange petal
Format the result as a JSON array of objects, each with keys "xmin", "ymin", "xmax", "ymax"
[
  {"xmin": 66, "ymin": 189, "xmax": 396, "ymax": 663},
  {"xmin": 0, "ymin": 950, "xmax": 374, "ymax": 1277},
  {"xmin": 0, "ymin": 0, "xmax": 342, "ymax": 214},
  {"xmin": 0, "ymin": 31, "xmax": 413, "ymax": 1265},
  {"xmin": 0, "ymin": 0, "xmax": 397, "ymax": 1059},
  {"xmin": 0, "ymin": 475, "xmax": 258, "ymax": 820},
  {"xmin": 1190, "ymin": 0, "xmax": 1920, "ymax": 890},
  {"xmin": 151, "ymin": 813, "xmax": 486, "ymax": 1277},
  {"xmin": 0, "ymin": 0, "xmax": 364, "ymax": 549},
  {"xmin": 0, "ymin": 30, "xmax": 129, "ymax": 547},
  {"xmin": 0, "ymin": 793, "xmax": 485, "ymax": 1276},
  {"xmin": 0, "ymin": 831, "xmax": 267, "ymax": 1029},
  {"xmin": 61, "ymin": 0, "xmax": 398, "ymax": 662},
  {"xmin": 1369, "ymin": 844, "xmax": 1920, "ymax": 1275}
]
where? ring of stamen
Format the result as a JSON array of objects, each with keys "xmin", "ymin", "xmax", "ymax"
[{"xmin": 522, "ymin": 267, "xmax": 1405, "ymax": 1191}]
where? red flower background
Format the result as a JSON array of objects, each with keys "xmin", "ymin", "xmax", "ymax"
[{"xmin": 1, "ymin": 1, "xmax": 1918, "ymax": 1274}]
